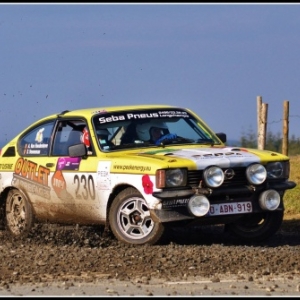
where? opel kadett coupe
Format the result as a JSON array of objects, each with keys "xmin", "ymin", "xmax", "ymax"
[{"xmin": 0, "ymin": 105, "xmax": 296, "ymax": 245}]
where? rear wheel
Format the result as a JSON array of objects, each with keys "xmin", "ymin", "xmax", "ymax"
[
  {"xmin": 109, "ymin": 187, "xmax": 164, "ymax": 245},
  {"xmin": 225, "ymin": 210, "xmax": 283, "ymax": 242},
  {"xmin": 5, "ymin": 189, "xmax": 34, "ymax": 237}
]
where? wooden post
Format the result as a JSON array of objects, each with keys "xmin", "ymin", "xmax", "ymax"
[
  {"xmin": 282, "ymin": 100, "xmax": 289, "ymax": 155},
  {"xmin": 257, "ymin": 96, "xmax": 262, "ymax": 147},
  {"xmin": 261, "ymin": 103, "xmax": 268, "ymax": 150},
  {"xmin": 257, "ymin": 96, "xmax": 267, "ymax": 150}
]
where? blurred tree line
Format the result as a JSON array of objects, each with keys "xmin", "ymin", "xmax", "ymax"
[{"xmin": 238, "ymin": 128, "xmax": 300, "ymax": 156}]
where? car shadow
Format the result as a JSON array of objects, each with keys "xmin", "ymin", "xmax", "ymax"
[{"xmin": 164, "ymin": 218, "xmax": 300, "ymax": 247}]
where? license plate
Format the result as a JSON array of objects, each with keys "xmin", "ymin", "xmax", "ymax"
[{"xmin": 208, "ymin": 201, "xmax": 252, "ymax": 216}]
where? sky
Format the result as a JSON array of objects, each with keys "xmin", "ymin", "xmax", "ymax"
[{"xmin": 1, "ymin": 2, "xmax": 300, "ymax": 147}]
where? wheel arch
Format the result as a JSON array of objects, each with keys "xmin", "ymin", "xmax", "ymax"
[
  {"xmin": 1, "ymin": 186, "xmax": 35, "ymax": 215},
  {"xmin": 105, "ymin": 183, "xmax": 139, "ymax": 231},
  {"xmin": 0, "ymin": 187, "xmax": 12, "ymax": 225},
  {"xmin": 4, "ymin": 186, "xmax": 35, "ymax": 237},
  {"xmin": 0, "ymin": 187, "xmax": 11, "ymax": 204}
]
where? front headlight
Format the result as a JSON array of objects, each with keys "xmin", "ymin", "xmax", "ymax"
[
  {"xmin": 156, "ymin": 168, "xmax": 187, "ymax": 188},
  {"xmin": 246, "ymin": 163, "xmax": 267, "ymax": 185},
  {"xmin": 188, "ymin": 195, "xmax": 210, "ymax": 217},
  {"xmin": 259, "ymin": 189, "xmax": 281, "ymax": 210},
  {"xmin": 203, "ymin": 166, "xmax": 224, "ymax": 188},
  {"xmin": 266, "ymin": 161, "xmax": 289, "ymax": 179}
]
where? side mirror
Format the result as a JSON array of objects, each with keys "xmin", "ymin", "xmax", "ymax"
[
  {"xmin": 68, "ymin": 143, "xmax": 87, "ymax": 158},
  {"xmin": 216, "ymin": 132, "xmax": 226, "ymax": 143}
]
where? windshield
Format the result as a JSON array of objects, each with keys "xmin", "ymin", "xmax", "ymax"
[{"xmin": 92, "ymin": 108, "xmax": 222, "ymax": 151}]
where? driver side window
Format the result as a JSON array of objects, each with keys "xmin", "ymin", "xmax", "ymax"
[{"xmin": 52, "ymin": 120, "xmax": 92, "ymax": 156}]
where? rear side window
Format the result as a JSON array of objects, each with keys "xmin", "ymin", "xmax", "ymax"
[{"xmin": 18, "ymin": 121, "xmax": 55, "ymax": 156}]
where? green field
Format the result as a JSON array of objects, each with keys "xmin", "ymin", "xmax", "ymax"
[{"xmin": 284, "ymin": 155, "xmax": 300, "ymax": 218}]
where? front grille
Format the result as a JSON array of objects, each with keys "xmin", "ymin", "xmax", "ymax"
[{"xmin": 188, "ymin": 167, "xmax": 248, "ymax": 188}]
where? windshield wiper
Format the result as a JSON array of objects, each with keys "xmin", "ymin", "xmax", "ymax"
[{"xmin": 196, "ymin": 138, "xmax": 215, "ymax": 145}]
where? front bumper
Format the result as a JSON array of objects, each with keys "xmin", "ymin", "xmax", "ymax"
[{"xmin": 150, "ymin": 180, "xmax": 296, "ymax": 223}]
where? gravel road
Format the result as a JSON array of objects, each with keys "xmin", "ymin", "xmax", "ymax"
[{"xmin": 0, "ymin": 216, "xmax": 299, "ymax": 296}]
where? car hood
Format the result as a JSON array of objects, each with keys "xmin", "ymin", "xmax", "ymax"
[{"xmin": 133, "ymin": 146, "xmax": 289, "ymax": 169}]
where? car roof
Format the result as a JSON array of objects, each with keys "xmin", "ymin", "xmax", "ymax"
[{"xmin": 41, "ymin": 104, "xmax": 181, "ymax": 120}]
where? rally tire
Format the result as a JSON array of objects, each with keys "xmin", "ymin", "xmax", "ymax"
[
  {"xmin": 109, "ymin": 187, "xmax": 165, "ymax": 245},
  {"xmin": 5, "ymin": 188, "xmax": 34, "ymax": 237},
  {"xmin": 225, "ymin": 210, "xmax": 284, "ymax": 242}
]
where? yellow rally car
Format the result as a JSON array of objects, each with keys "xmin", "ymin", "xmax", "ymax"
[{"xmin": 0, "ymin": 105, "xmax": 296, "ymax": 245}]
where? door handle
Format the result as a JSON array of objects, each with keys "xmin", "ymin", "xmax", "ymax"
[{"xmin": 46, "ymin": 163, "xmax": 55, "ymax": 167}]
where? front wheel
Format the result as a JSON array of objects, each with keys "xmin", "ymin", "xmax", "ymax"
[
  {"xmin": 225, "ymin": 210, "xmax": 284, "ymax": 242},
  {"xmin": 5, "ymin": 188, "xmax": 34, "ymax": 237},
  {"xmin": 109, "ymin": 187, "xmax": 165, "ymax": 245}
]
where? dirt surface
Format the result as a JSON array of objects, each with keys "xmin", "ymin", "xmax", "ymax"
[{"xmin": 0, "ymin": 216, "xmax": 300, "ymax": 296}]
